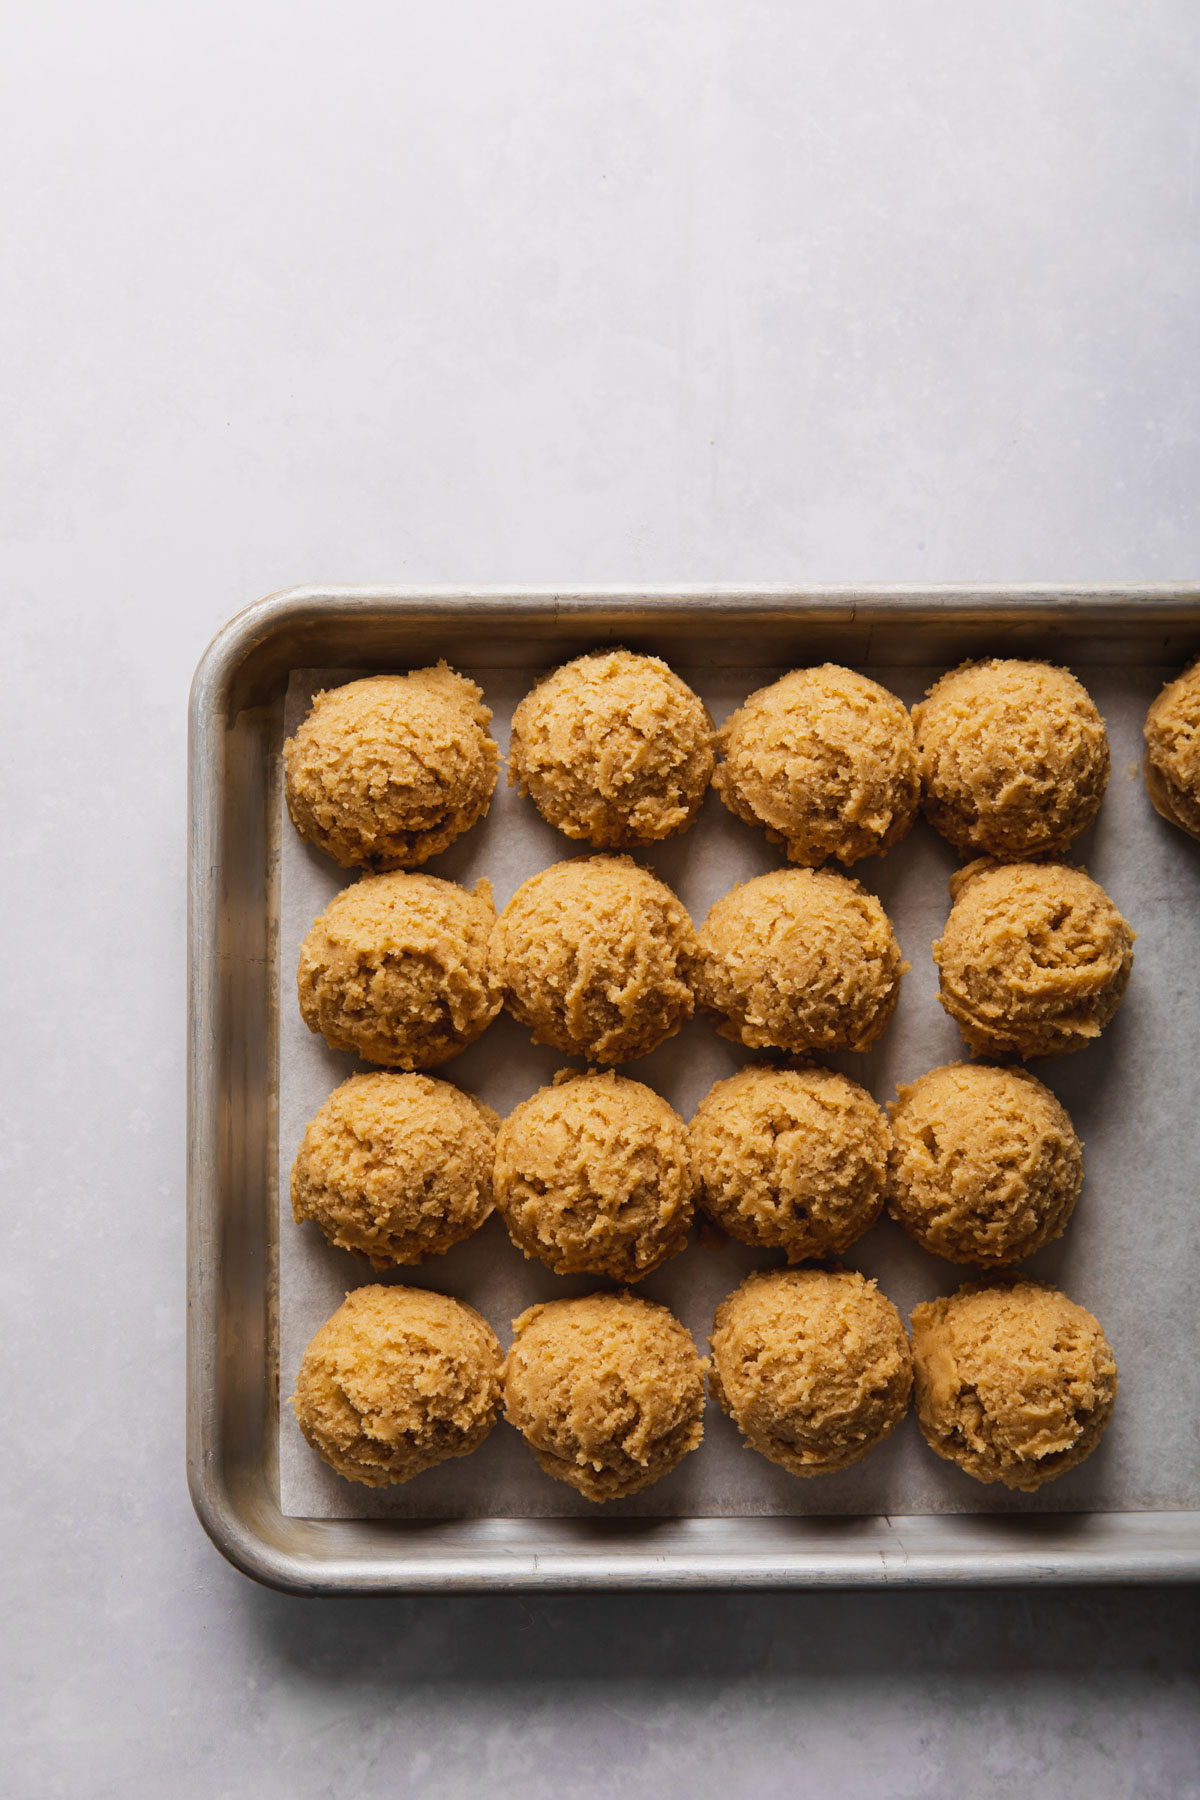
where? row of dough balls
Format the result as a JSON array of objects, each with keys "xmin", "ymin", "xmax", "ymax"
[
  {"xmin": 284, "ymin": 652, "xmax": 1200, "ymax": 869},
  {"xmin": 291, "ymin": 1273, "xmax": 1117, "ymax": 1500},
  {"xmin": 297, "ymin": 855, "xmax": 1135, "ymax": 1068},
  {"xmin": 292, "ymin": 1064, "xmax": 1085, "ymax": 1279}
]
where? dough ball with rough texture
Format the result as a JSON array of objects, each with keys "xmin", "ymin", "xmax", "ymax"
[
  {"xmin": 888, "ymin": 1063, "xmax": 1081, "ymax": 1266},
  {"xmin": 694, "ymin": 868, "xmax": 906, "ymax": 1054},
  {"xmin": 933, "ymin": 860, "xmax": 1134, "ymax": 1060},
  {"xmin": 494, "ymin": 1071, "xmax": 692, "ymax": 1281},
  {"xmin": 491, "ymin": 856, "xmax": 696, "ymax": 1064},
  {"xmin": 291, "ymin": 1284, "xmax": 502, "ymax": 1487},
  {"xmin": 713, "ymin": 665, "xmax": 918, "ymax": 866},
  {"xmin": 284, "ymin": 668, "xmax": 499, "ymax": 870},
  {"xmin": 509, "ymin": 650, "xmax": 715, "ymax": 848},
  {"xmin": 709, "ymin": 1268, "xmax": 912, "ymax": 1477},
  {"xmin": 690, "ymin": 1066, "xmax": 888, "ymax": 1261},
  {"xmin": 913, "ymin": 659, "xmax": 1109, "ymax": 857},
  {"xmin": 910, "ymin": 1280, "xmax": 1117, "ymax": 1490},
  {"xmin": 502, "ymin": 1292, "xmax": 706, "ymax": 1501},
  {"xmin": 1144, "ymin": 659, "xmax": 1200, "ymax": 840},
  {"xmin": 291, "ymin": 1073, "xmax": 498, "ymax": 1269},
  {"xmin": 298, "ymin": 872, "xmax": 502, "ymax": 1068}
]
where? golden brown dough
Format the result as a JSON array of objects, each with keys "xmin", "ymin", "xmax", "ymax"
[
  {"xmin": 887, "ymin": 1063, "xmax": 1081, "ymax": 1266},
  {"xmin": 709, "ymin": 1268, "xmax": 912, "ymax": 1477},
  {"xmin": 509, "ymin": 649, "xmax": 715, "ymax": 847},
  {"xmin": 284, "ymin": 668, "xmax": 499, "ymax": 869},
  {"xmin": 291, "ymin": 1284, "xmax": 502, "ymax": 1487},
  {"xmin": 291, "ymin": 1073, "xmax": 498, "ymax": 1269},
  {"xmin": 1144, "ymin": 659, "xmax": 1200, "ymax": 839},
  {"xmin": 713, "ymin": 665, "xmax": 918, "ymax": 866},
  {"xmin": 689, "ymin": 1066, "xmax": 888, "ymax": 1261},
  {"xmin": 693, "ymin": 868, "xmax": 905, "ymax": 1054},
  {"xmin": 910, "ymin": 1279, "xmax": 1117, "ymax": 1490},
  {"xmin": 933, "ymin": 860, "xmax": 1134, "ymax": 1060},
  {"xmin": 502, "ymin": 1292, "xmax": 706, "ymax": 1501},
  {"xmin": 298, "ymin": 872, "xmax": 502, "ymax": 1068},
  {"xmin": 494, "ymin": 1071, "xmax": 692, "ymax": 1281},
  {"xmin": 490, "ymin": 856, "xmax": 696, "ymax": 1064},
  {"xmin": 913, "ymin": 659, "xmax": 1109, "ymax": 857}
]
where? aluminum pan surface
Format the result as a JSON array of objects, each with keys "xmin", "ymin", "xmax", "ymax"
[{"xmin": 188, "ymin": 585, "xmax": 1200, "ymax": 1591}]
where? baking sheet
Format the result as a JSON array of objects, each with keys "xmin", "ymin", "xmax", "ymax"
[{"xmin": 277, "ymin": 663, "xmax": 1200, "ymax": 1521}]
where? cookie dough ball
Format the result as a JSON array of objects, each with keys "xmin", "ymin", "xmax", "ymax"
[
  {"xmin": 284, "ymin": 667, "xmax": 499, "ymax": 870},
  {"xmin": 502, "ymin": 1292, "xmax": 706, "ymax": 1501},
  {"xmin": 291, "ymin": 1073, "xmax": 498, "ymax": 1269},
  {"xmin": 709, "ymin": 1269, "xmax": 912, "ymax": 1477},
  {"xmin": 291, "ymin": 1285, "xmax": 502, "ymax": 1487},
  {"xmin": 694, "ymin": 868, "xmax": 905, "ymax": 1055},
  {"xmin": 888, "ymin": 1063, "xmax": 1082, "ymax": 1266},
  {"xmin": 913, "ymin": 659, "xmax": 1110, "ymax": 857},
  {"xmin": 298, "ymin": 872, "xmax": 501, "ymax": 1068},
  {"xmin": 491, "ymin": 856, "xmax": 696, "ymax": 1064},
  {"xmin": 910, "ymin": 1280, "xmax": 1117, "ymax": 1490},
  {"xmin": 494, "ymin": 1072, "xmax": 692, "ymax": 1281},
  {"xmin": 509, "ymin": 650, "xmax": 715, "ymax": 848},
  {"xmin": 690, "ymin": 1067, "xmax": 888, "ymax": 1261},
  {"xmin": 1144, "ymin": 659, "xmax": 1200, "ymax": 839},
  {"xmin": 713, "ymin": 665, "xmax": 918, "ymax": 867},
  {"xmin": 933, "ymin": 860, "xmax": 1135, "ymax": 1060}
]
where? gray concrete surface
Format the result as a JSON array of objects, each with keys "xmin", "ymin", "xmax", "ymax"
[{"xmin": 3, "ymin": 3, "xmax": 1199, "ymax": 1794}]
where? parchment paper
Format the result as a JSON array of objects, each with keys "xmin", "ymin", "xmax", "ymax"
[{"xmin": 278, "ymin": 663, "xmax": 1200, "ymax": 1519}]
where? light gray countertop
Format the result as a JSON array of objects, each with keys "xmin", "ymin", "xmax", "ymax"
[{"xmin": 4, "ymin": 3, "xmax": 1199, "ymax": 1793}]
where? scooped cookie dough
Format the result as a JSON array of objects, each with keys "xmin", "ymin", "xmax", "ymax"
[
  {"xmin": 933, "ymin": 860, "xmax": 1135, "ymax": 1059},
  {"xmin": 689, "ymin": 1066, "xmax": 888, "ymax": 1261},
  {"xmin": 284, "ymin": 667, "xmax": 499, "ymax": 870},
  {"xmin": 713, "ymin": 665, "xmax": 918, "ymax": 866},
  {"xmin": 1144, "ymin": 659, "xmax": 1200, "ymax": 840},
  {"xmin": 491, "ymin": 856, "xmax": 696, "ymax": 1064},
  {"xmin": 887, "ymin": 1063, "xmax": 1081, "ymax": 1266},
  {"xmin": 693, "ymin": 868, "xmax": 906, "ymax": 1054},
  {"xmin": 912, "ymin": 659, "xmax": 1110, "ymax": 857},
  {"xmin": 298, "ymin": 872, "xmax": 502, "ymax": 1068},
  {"xmin": 709, "ymin": 1268, "xmax": 912, "ymax": 1477},
  {"xmin": 291, "ymin": 1073, "xmax": 498, "ymax": 1269},
  {"xmin": 494, "ymin": 1071, "xmax": 693, "ymax": 1281},
  {"xmin": 910, "ymin": 1280, "xmax": 1117, "ymax": 1491},
  {"xmin": 502, "ymin": 1292, "xmax": 706, "ymax": 1501},
  {"xmin": 509, "ymin": 650, "xmax": 715, "ymax": 848},
  {"xmin": 291, "ymin": 1284, "xmax": 503, "ymax": 1487}
]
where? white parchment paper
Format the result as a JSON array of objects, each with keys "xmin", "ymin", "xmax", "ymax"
[{"xmin": 278, "ymin": 663, "xmax": 1200, "ymax": 1519}]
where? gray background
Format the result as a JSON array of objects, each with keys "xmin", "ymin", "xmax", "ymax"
[{"xmin": 4, "ymin": 2, "xmax": 1199, "ymax": 1795}]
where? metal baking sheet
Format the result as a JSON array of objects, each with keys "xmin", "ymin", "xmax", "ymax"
[{"xmin": 188, "ymin": 585, "xmax": 1200, "ymax": 1591}]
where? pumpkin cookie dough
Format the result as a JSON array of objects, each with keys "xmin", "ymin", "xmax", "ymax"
[
  {"xmin": 910, "ymin": 1279, "xmax": 1117, "ymax": 1491},
  {"xmin": 1144, "ymin": 659, "xmax": 1200, "ymax": 839},
  {"xmin": 887, "ymin": 1063, "xmax": 1081, "ymax": 1266},
  {"xmin": 494, "ymin": 1071, "xmax": 693, "ymax": 1281},
  {"xmin": 709, "ymin": 1268, "xmax": 912, "ymax": 1477},
  {"xmin": 694, "ymin": 868, "xmax": 906, "ymax": 1054},
  {"xmin": 291, "ymin": 1285, "xmax": 502, "ymax": 1487},
  {"xmin": 933, "ymin": 860, "xmax": 1134, "ymax": 1060},
  {"xmin": 912, "ymin": 659, "xmax": 1109, "ymax": 857},
  {"xmin": 284, "ymin": 667, "xmax": 499, "ymax": 870},
  {"xmin": 713, "ymin": 664, "xmax": 918, "ymax": 866},
  {"xmin": 491, "ymin": 856, "xmax": 696, "ymax": 1064},
  {"xmin": 509, "ymin": 650, "xmax": 715, "ymax": 848},
  {"xmin": 298, "ymin": 872, "xmax": 502, "ymax": 1068},
  {"xmin": 689, "ymin": 1066, "xmax": 888, "ymax": 1261},
  {"xmin": 502, "ymin": 1292, "xmax": 706, "ymax": 1501},
  {"xmin": 291, "ymin": 1073, "xmax": 498, "ymax": 1269}
]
